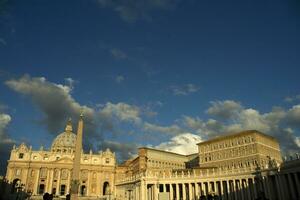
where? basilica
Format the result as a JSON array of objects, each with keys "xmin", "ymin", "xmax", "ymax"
[{"xmin": 3, "ymin": 117, "xmax": 300, "ymax": 200}]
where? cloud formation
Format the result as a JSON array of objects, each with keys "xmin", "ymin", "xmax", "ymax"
[
  {"xmin": 5, "ymin": 75, "xmax": 95, "ymax": 140},
  {"xmin": 206, "ymin": 100, "xmax": 242, "ymax": 120},
  {"xmin": 5, "ymin": 75, "xmax": 143, "ymax": 158},
  {"xmin": 97, "ymin": 0, "xmax": 180, "ymax": 22},
  {"xmin": 183, "ymin": 100, "xmax": 300, "ymax": 154},
  {"xmin": 101, "ymin": 140, "xmax": 138, "ymax": 162},
  {"xmin": 170, "ymin": 83, "xmax": 199, "ymax": 96},
  {"xmin": 0, "ymin": 109, "xmax": 14, "ymax": 175},
  {"xmin": 155, "ymin": 133, "xmax": 202, "ymax": 155}
]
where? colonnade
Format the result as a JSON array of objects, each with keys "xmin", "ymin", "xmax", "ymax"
[
  {"xmin": 142, "ymin": 173, "xmax": 300, "ymax": 200},
  {"xmin": 146, "ymin": 178, "xmax": 255, "ymax": 200}
]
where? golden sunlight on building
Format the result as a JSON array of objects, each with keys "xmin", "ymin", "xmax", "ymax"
[{"xmin": 2, "ymin": 118, "xmax": 300, "ymax": 200}]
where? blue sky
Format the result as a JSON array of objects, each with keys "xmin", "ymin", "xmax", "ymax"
[{"xmin": 0, "ymin": 0, "xmax": 300, "ymax": 174}]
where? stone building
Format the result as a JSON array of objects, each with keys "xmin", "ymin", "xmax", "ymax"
[
  {"xmin": 5, "ymin": 119, "xmax": 116, "ymax": 198},
  {"xmin": 4, "ymin": 119, "xmax": 300, "ymax": 200},
  {"xmin": 115, "ymin": 130, "xmax": 300, "ymax": 200}
]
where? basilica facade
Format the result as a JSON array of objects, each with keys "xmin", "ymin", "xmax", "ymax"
[
  {"xmin": 4, "ymin": 119, "xmax": 300, "ymax": 200},
  {"xmin": 5, "ymin": 120, "xmax": 115, "ymax": 198}
]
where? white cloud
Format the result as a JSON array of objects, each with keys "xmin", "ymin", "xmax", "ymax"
[
  {"xmin": 155, "ymin": 133, "xmax": 202, "ymax": 155},
  {"xmin": 295, "ymin": 137, "xmax": 300, "ymax": 148},
  {"xmin": 170, "ymin": 84, "xmax": 199, "ymax": 96},
  {"xmin": 100, "ymin": 102, "xmax": 141, "ymax": 124},
  {"xmin": 206, "ymin": 100, "xmax": 242, "ymax": 120},
  {"xmin": 182, "ymin": 100, "xmax": 300, "ymax": 154},
  {"xmin": 0, "ymin": 111, "xmax": 14, "ymax": 175},
  {"xmin": 286, "ymin": 105, "xmax": 300, "ymax": 127},
  {"xmin": 0, "ymin": 113, "xmax": 12, "ymax": 142}
]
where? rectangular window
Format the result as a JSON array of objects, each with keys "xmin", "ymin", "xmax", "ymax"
[
  {"xmin": 105, "ymin": 158, "xmax": 110, "ymax": 164},
  {"xmin": 19, "ymin": 153, "xmax": 24, "ymax": 159}
]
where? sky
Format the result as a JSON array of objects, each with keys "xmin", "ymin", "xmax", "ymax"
[{"xmin": 0, "ymin": 0, "xmax": 300, "ymax": 174}]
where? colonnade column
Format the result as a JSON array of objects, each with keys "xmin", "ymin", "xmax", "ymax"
[
  {"xmin": 170, "ymin": 184, "xmax": 174, "ymax": 200},
  {"xmin": 176, "ymin": 184, "xmax": 180, "ymax": 200},
  {"xmin": 188, "ymin": 183, "xmax": 193, "ymax": 200},
  {"xmin": 252, "ymin": 178, "xmax": 257, "ymax": 199},
  {"xmin": 274, "ymin": 175, "xmax": 283, "ymax": 200},
  {"xmin": 244, "ymin": 180, "xmax": 251, "ymax": 200},
  {"xmin": 182, "ymin": 183, "xmax": 186, "ymax": 200},
  {"xmin": 226, "ymin": 181, "xmax": 231, "ymax": 200},
  {"xmin": 154, "ymin": 183, "xmax": 158, "ymax": 200},
  {"xmin": 195, "ymin": 183, "xmax": 199, "ymax": 199},
  {"xmin": 238, "ymin": 180, "xmax": 243, "ymax": 200},
  {"xmin": 220, "ymin": 181, "xmax": 224, "ymax": 200},
  {"xmin": 293, "ymin": 173, "xmax": 300, "ymax": 198},
  {"xmin": 287, "ymin": 174, "xmax": 296, "ymax": 199}
]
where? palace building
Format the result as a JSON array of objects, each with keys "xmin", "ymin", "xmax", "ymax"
[{"xmin": 3, "ymin": 117, "xmax": 300, "ymax": 200}]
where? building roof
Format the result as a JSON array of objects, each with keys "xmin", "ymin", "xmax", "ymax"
[{"xmin": 197, "ymin": 130, "xmax": 277, "ymax": 145}]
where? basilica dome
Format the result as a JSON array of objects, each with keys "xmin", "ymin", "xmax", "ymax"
[{"xmin": 51, "ymin": 119, "xmax": 76, "ymax": 153}]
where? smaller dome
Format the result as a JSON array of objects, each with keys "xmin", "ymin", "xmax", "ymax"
[{"xmin": 51, "ymin": 119, "xmax": 76, "ymax": 153}]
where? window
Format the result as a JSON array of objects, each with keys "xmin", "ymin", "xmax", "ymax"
[
  {"xmin": 18, "ymin": 153, "xmax": 24, "ymax": 159},
  {"xmin": 105, "ymin": 158, "xmax": 110, "ymax": 164}
]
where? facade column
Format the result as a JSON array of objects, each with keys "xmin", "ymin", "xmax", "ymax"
[
  {"xmin": 48, "ymin": 169, "xmax": 54, "ymax": 194},
  {"xmin": 238, "ymin": 180, "xmax": 243, "ymax": 200},
  {"xmin": 66, "ymin": 170, "xmax": 71, "ymax": 194},
  {"xmin": 176, "ymin": 183, "xmax": 180, "ymax": 200},
  {"xmin": 56, "ymin": 170, "xmax": 61, "ymax": 196},
  {"xmin": 163, "ymin": 184, "xmax": 166, "ymax": 193},
  {"xmin": 46, "ymin": 169, "xmax": 51, "ymax": 193},
  {"xmin": 33, "ymin": 168, "xmax": 40, "ymax": 195},
  {"xmin": 182, "ymin": 183, "xmax": 186, "ymax": 200},
  {"xmin": 287, "ymin": 174, "xmax": 296, "ymax": 199}
]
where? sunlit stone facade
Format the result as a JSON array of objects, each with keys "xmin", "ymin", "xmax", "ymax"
[
  {"xmin": 115, "ymin": 130, "xmax": 300, "ymax": 200},
  {"xmin": 198, "ymin": 130, "xmax": 283, "ymax": 170},
  {"xmin": 4, "ymin": 124, "xmax": 300, "ymax": 200},
  {"xmin": 5, "ymin": 120, "xmax": 115, "ymax": 198}
]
